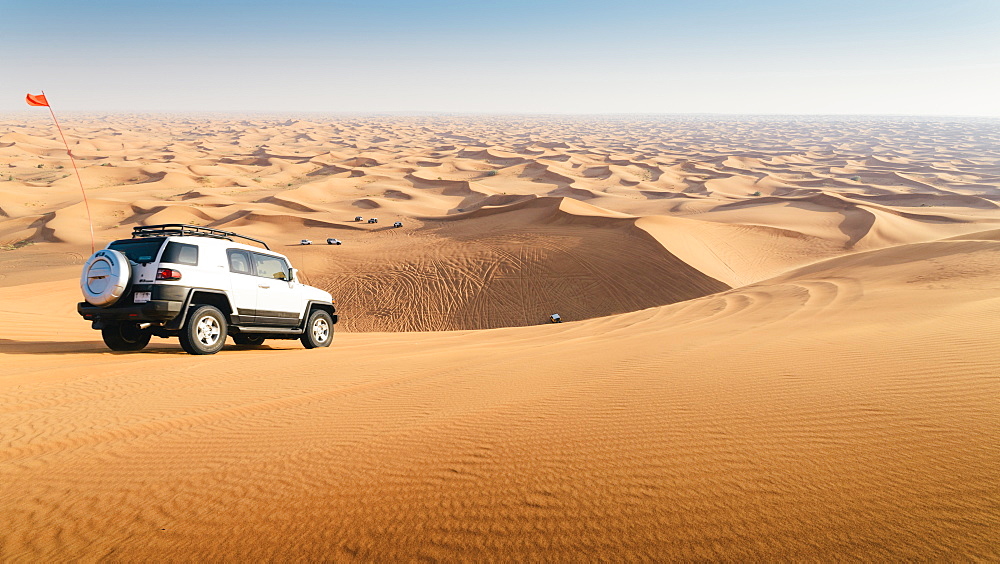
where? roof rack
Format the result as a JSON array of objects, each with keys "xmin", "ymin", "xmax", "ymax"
[{"xmin": 132, "ymin": 224, "xmax": 270, "ymax": 250}]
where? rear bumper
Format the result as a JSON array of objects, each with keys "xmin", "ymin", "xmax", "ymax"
[{"xmin": 78, "ymin": 300, "xmax": 183, "ymax": 323}]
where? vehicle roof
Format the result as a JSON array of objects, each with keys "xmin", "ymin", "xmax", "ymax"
[{"xmin": 111, "ymin": 235, "xmax": 288, "ymax": 258}]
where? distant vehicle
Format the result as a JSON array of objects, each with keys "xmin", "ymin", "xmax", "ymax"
[
  {"xmin": 326, "ymin": 238, "xmax": 342, "ymax": 245},
  {"xmin": 300, "ymin": 239, "xmax": 312, "ymax": 245},
  {"xmin": 393, "ymin": 222, "xmax": 403, "ymax": 228},
  {"xmin": 368, "ymin": 218, "xmax": 378, "ymax": 224},
  {"xmin": 355, "ymin": 216, "xmax": 363, "ymax": 222},
  {"xmin": 77, "ymin": 224, "xmax": 336, "ymax": 355},
  {"xmin": 550, "ymin": 314, "xmax": 562, "ymax": 323}
]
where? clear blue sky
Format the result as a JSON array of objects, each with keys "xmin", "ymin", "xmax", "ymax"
[{"xmin": 2, "ymin": 0, "xmax": 998, "ymax": 115}]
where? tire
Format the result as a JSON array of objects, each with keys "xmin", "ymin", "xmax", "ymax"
[
  {"xmin": 300, "ymin": 309, "xmax": 333, "ymax": 349},
  {"xmin": 179, "ymin": 305, "xmax": 228, "ymax": 355},
  {"xmin": 102, "ymin": 322, "xmax": 151, "ymax": 351},
  {"xmin": 232, "ymin": 334, "xmax": 266, "ymax": 346}
]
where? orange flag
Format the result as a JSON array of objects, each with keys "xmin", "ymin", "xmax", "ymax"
[{"xmin": 26, "ymin": 93, "xmax": 49, "ymax": 107}]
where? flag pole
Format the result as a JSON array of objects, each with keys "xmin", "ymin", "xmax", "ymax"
[{"xmin": 39, "ymin": 90, "xmax": 95, "ymax": 254}]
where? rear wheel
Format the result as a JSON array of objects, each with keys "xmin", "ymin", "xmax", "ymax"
[
  {"xmin": 300, "ymin": 309, "xmax": 333, "ymax": 349},
  {"xmin": 232, "ymin": 334, "xmax": 266, "ymax": 346},
  {"xmin": 179, "ymin": 305, "xmax": 228, "ymax": 355},
  {"xmin": 102, "ymin": 322, "xmax": 151, "ymax": 351}
]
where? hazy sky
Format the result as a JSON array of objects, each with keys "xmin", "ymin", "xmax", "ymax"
[{"xmin": 3, "ymin": 0, "xmax": 999, "ymax": 115}]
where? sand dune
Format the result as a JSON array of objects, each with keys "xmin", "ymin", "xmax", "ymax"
[
  {"xmin": 310, "ymin": 197, "xmax": 729, "ymax": 332},
  {"xmin": 1, "ymin": 114, "xmax": 998, "ymax": 560}
]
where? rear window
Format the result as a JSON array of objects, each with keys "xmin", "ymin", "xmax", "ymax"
[
  {"xmin": 108, "ymin": 239, "xmax": 165, "ymax": 264},
  {"xmin": 161, "ymin": 242, "xmax": 199, "ymax": 266},
  {"xmin": 227, "ymin": 249, "xmax": 252, "ymax": 275}
]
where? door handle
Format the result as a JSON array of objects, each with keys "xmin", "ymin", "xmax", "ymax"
[{"xmin": 258, "ymin": 284, "xmax": 270, "ymax": 289}]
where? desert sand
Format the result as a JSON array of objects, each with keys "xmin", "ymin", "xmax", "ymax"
[{"xmin": 1, "ymin": 114, "xmax": 998, "ymax": 560}]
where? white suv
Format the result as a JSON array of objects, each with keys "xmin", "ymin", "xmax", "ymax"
[{"xmin": 78, "ymin": 224, "xmax": 337, "ymax": 355}]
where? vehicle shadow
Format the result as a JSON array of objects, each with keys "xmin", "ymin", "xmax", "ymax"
[
  {"xmin": 0, "ymin": 339, "xmax": 280, "ymax": 356},
  {"xmin": 0, "ymin": 338, "xmax": 188, "ymax": 356}
]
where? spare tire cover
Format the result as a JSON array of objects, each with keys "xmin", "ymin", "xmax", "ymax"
[{"xmin": 81, "ymin": 249, "xmax": 131, "ymax": 307}]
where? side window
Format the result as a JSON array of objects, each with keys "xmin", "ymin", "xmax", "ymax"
[
  {"xmin": 227, "ymin": 249, "xmax": 252, "ymax": 275},
  {"xmin": 252, "ymin": 253, "xmax": 290, "ymax": 280},
  {"xmin": 161, "ymin": 242, "xmax": 199, "ymax": 266}
]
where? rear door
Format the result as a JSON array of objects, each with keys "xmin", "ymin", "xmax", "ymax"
[
  {"xmin": 107, "ymin": 238, "xmax": 166, "ymax": 286},
  {"xmin": 107, "ymin": 238, "xmax": 166, "ymax": 304},
  {"xmin": 226, "ymin": 249, "xmax": 258, "ymax": 325}
]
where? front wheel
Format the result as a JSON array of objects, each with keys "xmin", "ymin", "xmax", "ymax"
[
  {"xmin": 179, "ymin": 305, "xmax": 228, "ymax": 355},
  {"xmin": 300, "ymin": 309, "xmax": 333, "ymax": 349},
  {"xmin": 102, "ymin": 322, "xmax": 151, "ymax": 351}
]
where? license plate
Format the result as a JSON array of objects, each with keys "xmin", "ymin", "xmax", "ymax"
[{"xmin": 133, "ymin": 292, "xmax": 151, "ymax": 304}]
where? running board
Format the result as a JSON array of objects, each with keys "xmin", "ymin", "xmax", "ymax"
[{"xmin": 233, "ymin": 326, "xmax": 303, "ymax": 335}]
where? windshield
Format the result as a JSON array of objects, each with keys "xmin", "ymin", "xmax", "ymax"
[{"xmin": 108, "ymin": 238, "xmax": 166, "ymax": 264}]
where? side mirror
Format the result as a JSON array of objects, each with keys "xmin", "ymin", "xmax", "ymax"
[{"xmin": 288, "ymin": 268, "xmax": 298, "ymax": 283}]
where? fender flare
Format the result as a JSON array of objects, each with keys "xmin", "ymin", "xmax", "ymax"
[
  {"xmin": 300, "ymin": 300, "xmax": 338, "ymax": 327},
  {"xmin": 164, "ymin": 288, "xmax": 235, "ymax": 330}
]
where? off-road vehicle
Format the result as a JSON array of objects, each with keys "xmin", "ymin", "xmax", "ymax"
[{"xmin": 78, "ymin": 224, "xmax": 337, "ymax": 355}]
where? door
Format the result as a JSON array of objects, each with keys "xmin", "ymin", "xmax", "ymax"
[
  {"xmin": 250, "ymin": 252, "xmax": 302, "ymax": 326},
  {"xmin": 226, "ymin": 249, "xmax": 258, "ymax": 325}
]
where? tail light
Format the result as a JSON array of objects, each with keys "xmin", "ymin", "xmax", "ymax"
[{"xmin": 156, "ymin": 268, "xmax": 182, "ymax": 281}]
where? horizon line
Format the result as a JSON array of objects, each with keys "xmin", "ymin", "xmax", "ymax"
[{"xmin": 2, "ymin": 110, "xmax": 999, "ymax": 120}]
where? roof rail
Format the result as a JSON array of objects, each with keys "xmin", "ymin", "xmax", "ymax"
[{"xmin": 132, "ymin": 224, "xmax": 270, "ymax": 250}]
